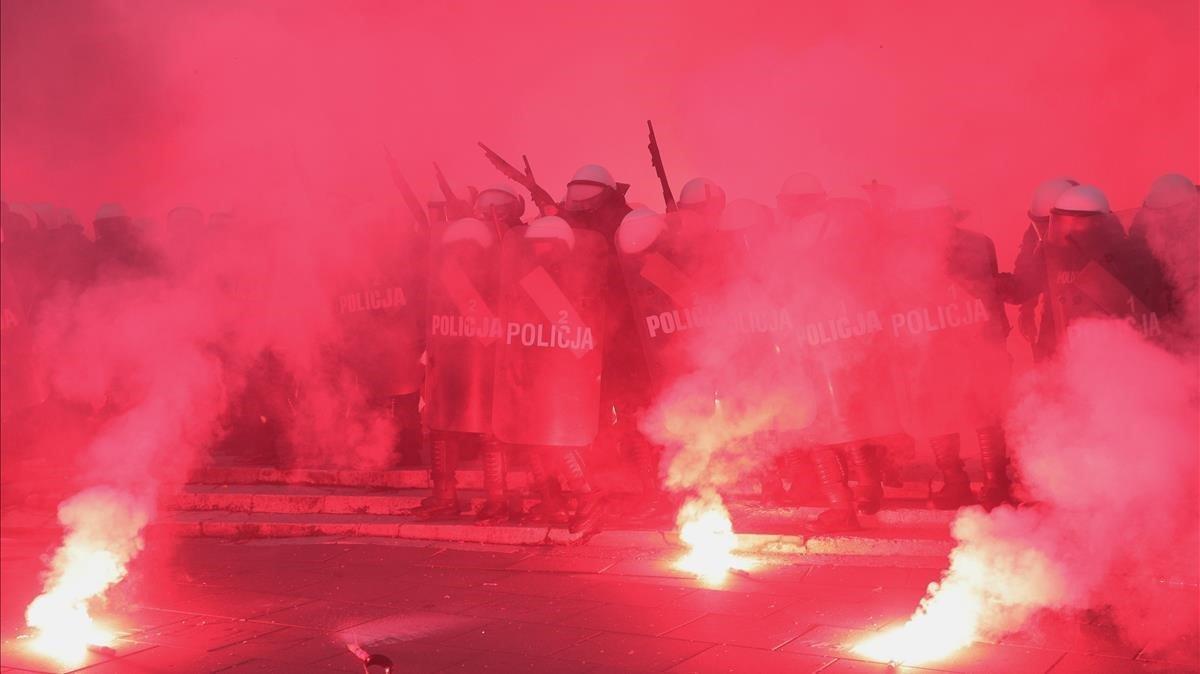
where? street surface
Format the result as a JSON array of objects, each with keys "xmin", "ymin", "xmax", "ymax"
[{"xmin": 2, "ymin": 525, "xmax": 1196, "ymax": 673}]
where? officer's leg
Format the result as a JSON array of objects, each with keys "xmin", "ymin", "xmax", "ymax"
[
  {"xmin": 786, "ymin": 445, "xmax": 822, "ymax": 504},
  {"xmin": 976, "ymin": 426, "xmax": 1013, "ymax": 510},
  {"xmin": 930, "ymin": 433, "xmax": 976, "ymax": 510},
  {"xmin": 475, "ymin": 436, "xmax": 509, "ymax": 523},
  {"xmin": 805, "ymin": 445, "xmax": 860, "ymax": 533},
  {"xmin": 416, "ymin": 430, "xmax": 460, "ymax": 517},
  {"xmin": 848, "ymin": 442, "xmax": 885, "ymax": 515},
  {"xmin": 389, "ymin": 392, "xmax": 423, "ymax": 467},
  {"xmin": 526, "ymin": 446, "xmax": 568, "ymax": 525},
  {"xmin": 559, "ymin": 447, "xmax": 604, "ymax": 535}
]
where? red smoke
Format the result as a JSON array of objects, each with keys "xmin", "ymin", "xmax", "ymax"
[
  {"xmin": 2, "ymin": 0, "xmax": 1196, "ymax": 250},
  {"xmin": 1, "ymin": 0, "xmax": 1197, "ymax": 663}
]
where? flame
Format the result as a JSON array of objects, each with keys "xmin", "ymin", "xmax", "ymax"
[
  {"xmin": 851, "ymin": 575, "xmax": 983, "ymax": 667},
  {"xmin": 851, "ymin": 506, "xmax": 1070, "ymax": 667},
  {"xmin": 674, "ymin": 489, "xmax": 754, "ymax": 584},
  {"xmin": 25, "ymin": 488, "xmax": 148, "ymax": 667}
]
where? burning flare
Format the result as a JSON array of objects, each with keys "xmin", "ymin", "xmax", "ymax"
[
  {"xmin": 674, "ymin": 489, "xmax": 753, "ymax": 583},
  {"xmin": 851, "ymin": 573, "xmax": 983, "ymax": 667},
  {"xmin": 25, "ymin": 487, "xmax": 149, "ymax": 667},
  {"xmin": 851, "ymin": 507, "xmax": 1066, "ymax": 667}
]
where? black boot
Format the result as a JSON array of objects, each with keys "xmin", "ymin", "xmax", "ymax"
[
  {"xmin": 848, "ymin": 443, "xmax": 885, "ymax": 515},
  {"xmin": 785, "ymin": 448, "xmax": 823, "ymax": 505},
  {"xmin": 560, "ymin": 448, "xmax": 605, "ymax": 535},
  {"xmin": 628, "ymin": 439, "xmax": 669, "ymax": 522},
  {"xmin": 805, "ymin": 445, "xmax": 860, "ymax": 533},
  {"xmin": 930, "ymin": 434, "xmax": 975, "ymax": 510},
  {"xmin": 525, "ymin": 448, "xmax": 568, "ymax": 525},
  {"xmin": 390, "ymin": 393, "xmax": 423, "ymax": 467},
  {"xmin": 976, "ymin": 426, "xmax": 1013, "ymax": 511},
  {"xmin": 415, "ymin": 434, "xmax": 459, "ymax": 518},
  {"xmin": 475, "ymin": 438, "xmax": 509, "ymax": 524}
]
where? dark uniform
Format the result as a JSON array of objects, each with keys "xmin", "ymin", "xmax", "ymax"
[
  {"xmin": 1043, "ymin": 194, "xmax": 1169, "ymax": 349},
  {"xmin": 492, "ymin": 218, "xmax": 610, "ymax": 534},
  {"xmin": 418, "ymin": 217, "xmax": 506, "ymax": 521},
  {"xmin": 890, "ymin": 196, "xmax": 1013, "ymax": 511}
]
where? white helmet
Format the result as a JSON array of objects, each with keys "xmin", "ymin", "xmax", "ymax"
[
  {"xmin": 719, "ymin": 199, "xmax": 773, "ymax": 232},
  {"xmin": 569, "ymin": 164, "xmax": 616, "ymax": 189},
  {"xmin": 525, "ymin": 215, "xmax": 575, "ymax": 249},
  {"xmin": 678, "ymin": 177, "xmax": 727, "ymax": 212},
  {"xmin": 95, "ymin": 203, "xmax": 127, "ymax": 220},
  {"xmin": 615, "ymin": 207, "xmax": 666, "ymax": 254},
  {"xmin": 1143, "ymin": 173, "xmax": 1197, "ymax": 209},
  {"xmin": 476, "ymin": 183, "xmax": 525, "ymax": 215},
  {"xmin": 1029, "ymin": 177, "xmax": 1079, "ymax": 219},
  {"xmin": 1054, "ymin": 185, "xmax": 1110, "ymax": 213},
  {"xmin": 477, "ymin": 183, "xmax": 520, "ymax": 202},
  {"xmin": 566, "ymin": 164, "xmax": 616, "ymax": 205},
  {"xmin": 442, "ymin": 217, "xmax": 495, "ymax": 247},
  {"xmin": 778, "ymin": 172, "xmax": 825, "ymax": 198}
]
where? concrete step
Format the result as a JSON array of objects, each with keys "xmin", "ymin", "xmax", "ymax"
[
  {"xmin": 166, "ymin": 484, "xmax": 534, "ymax": 516},
  {"xmin": 187, "ymin": 465, "xmax": 528, "ymax": 491},
  {"xmin": 167, "ymin": 484, "xmax": 957, "ymax": 528},
  {"xmin": 151, "ymin": 509, "xmax": 956, "ymax": 558},
  {"xmin": 188, "ymin": 464, "xmax": 984, "ymax": 500}
]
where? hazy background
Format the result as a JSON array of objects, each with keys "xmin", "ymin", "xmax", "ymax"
[{"xmin": 2, "ymin": 0, "xmax": 1197, "ymax": 261}]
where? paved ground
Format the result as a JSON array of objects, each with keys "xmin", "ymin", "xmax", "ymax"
[{"xmin": 2, "ymin": 529, "xmax": 1197, "ymax": 674}]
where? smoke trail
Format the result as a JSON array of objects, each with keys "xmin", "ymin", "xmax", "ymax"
[{"xmin": 857, "ymin": 318, "xmax": 1199, "ymax": 664}]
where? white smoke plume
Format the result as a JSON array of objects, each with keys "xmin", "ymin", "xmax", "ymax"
[{"xmin": 858, "ymin": 318, "xmax": 1199, "ymax": 664}]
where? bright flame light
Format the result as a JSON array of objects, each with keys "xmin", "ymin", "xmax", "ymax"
[
  {"xmin": 25, "ymin": 487, "xmax": 148, "ymax": 667},
  {"xmin": 851, "ymin": 577, "xmax": 983, "ymax": 667},
  {"xmin": 851, "ymin": 505, "xmax": 1075, "ymax": 667},
  {"xmin": 674, "ymin": 489, "xmax": 754, "ymax": 584}
]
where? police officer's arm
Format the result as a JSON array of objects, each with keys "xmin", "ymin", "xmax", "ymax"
[{"xmin": 999, "ymin": 224, "xmax": 1045, "ymax": 305}]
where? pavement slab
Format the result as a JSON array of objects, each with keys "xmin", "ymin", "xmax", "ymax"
[
  {"xmin": 2, "ymin": 538, "xmax": 1196, "ymax": 674},
  {"xmin": 254, "ymin": 599, "xmax": 404, "ymax": 631},
  {"xmin": 903, "ymin": 641, "xmax": 1068, "ymax": 674},
  {"xmin": 667, "ymin": 644, "xmax": 833, "ymax": 673},
  {"xmin": 568, "ymin": 577, "xmax": 701, "ymax": 609},
  {"xmin": 436, "ymin": 620, "xmax": 599, "ymax": 658},
  {"xmin": 1046, "ymin": 652, "xmax": 1190, "ymax": 673},
  {"xmin": 670, "ymin": 587, "xmax": 798, "ymax": 618},
  {"xmin": 365, "ymin": 583, "xmax": 501, "ymax": 614},
  {"xmin": 464, "ymin": 594, "xmax": 604, "ymax": 624},
  {"xmin": 560, "ymin": 603, "xmax": 707, "ymax": 638},
  {"xmin": 554, "ymin": 630, "xmax": 715, "ymax": 671},
  {"xmin": 662, "ymin": 610, "xmax": 816, "ymax": 650}
]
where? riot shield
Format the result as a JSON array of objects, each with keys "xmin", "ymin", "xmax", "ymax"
[
  {"xmin": 616, "ymin": 236, "xmax": 702, "ymax": 389},
  {"xmin": 794, "ymin": 290, "xmax": 901, "ymax": 447},
  {"xmin": 333, "ymin": 252, "xmax": 426, "ymax": 400},
  {"xmin": 424, "ymin": 223, "xmax": 501, "ymax": 433},
  {"xmin": 492, "ymin": 225, "xmax": 608, "ymax": 446},
  {"xmin": 1043, "ymin": 210, "xmax": 1166, "ymax": 344},
  {"xmin": 887, "ymin": 228, "xmax": 1011, "ymax": 439}
]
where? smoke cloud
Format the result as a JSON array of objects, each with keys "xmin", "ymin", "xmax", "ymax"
[
  {"xmin": 862, "ymin": 319, "xmax": 1199, "ymax": 663},
  {"xmin": 1, "ymin": 0, "xmax": 1196, "ymax": 659}
]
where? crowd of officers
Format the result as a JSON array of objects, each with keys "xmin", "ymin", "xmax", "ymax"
[{"xmin": 1, "ymin": 167, "xmax": 1195, "ymax": 536}]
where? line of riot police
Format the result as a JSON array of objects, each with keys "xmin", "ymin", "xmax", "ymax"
[
  {"xmin": 3, "ymin": 164, "xmax": 1193, "ymax": 537},
  {"xmin": 412, "ymin": 161, "xmax": 1194, "ymax": 536}
]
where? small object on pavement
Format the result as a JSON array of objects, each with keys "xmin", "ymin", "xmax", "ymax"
[
  {"xmin": 87, "ymin": 645, "xmax": 118, "ymax": 657},
  {"xmin": 348, "ymin": 643, "xmax": 394, "ymax": 673}
]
